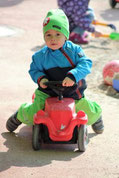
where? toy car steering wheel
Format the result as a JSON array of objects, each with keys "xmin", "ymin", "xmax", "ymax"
[
  {"xmin": 44, "ymin": 81, "xmax": 65, "ymax": 90},
  {"xmin": 44, "ymin": 81, "xmax": 71, "ymax": 100}
]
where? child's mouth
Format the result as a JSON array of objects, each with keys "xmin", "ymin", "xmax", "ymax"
[{"xmin": 51, "ymin": 43, "xmax": 57, "ymax": 46}]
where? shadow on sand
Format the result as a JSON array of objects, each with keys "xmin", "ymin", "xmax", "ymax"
[
  {"xmin": 100, "ymin": 8, "xmax": 119, "ymax": 22},
  {"xmin": 0, "ymin": 126, "xmax": 97, "ymax": 172},
  {"xmin": 0, "ymin": 0, "xmax": 23, "ymax": 7}
]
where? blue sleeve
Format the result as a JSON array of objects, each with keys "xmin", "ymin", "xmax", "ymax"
[
  {"xmin": 68, "ymin": 47, "xmax": 92, "ymax": 83},
  {"xmin": 28, "ymin": 53, "xmax": 46, "ymax": 83}
]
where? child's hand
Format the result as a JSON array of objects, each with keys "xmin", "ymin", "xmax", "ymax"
[
  {"xmin": 39, "ymin": 78, "xmax": 49, "ymax": 88},
  {"xmin": 62, "ymin": 77, "xmax": 75, "ymax": 87}
]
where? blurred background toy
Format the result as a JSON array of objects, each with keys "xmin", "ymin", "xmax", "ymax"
[
  {"xmin": 92, "ymin": 20, "xmax": 116, "ymax": 31},
  {"xmin": 103, "ymin": 60, "xmax": 119, "ymax": 85},
  {"xmin": 99, "ymin": 32, "xmax": 119, "ymax": 40},
  {"xmin": 92, "ymin": 21, "xmax": 118, "ymax": 40},
  {"xmin": 112, "ymin": 73, "xmax": 119, "ymax": 92},
  {"xmin": 92, "ymin": 32, "xmax": 119, "ymax": 40},
  {"xmin": 109, "ymin": 0, "xmax": 119, "ymax": 8}
]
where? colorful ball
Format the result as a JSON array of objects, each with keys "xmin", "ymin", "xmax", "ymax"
[{"xmin": 103, "ymin": 60, "xmax": 119, "ymax": 85}]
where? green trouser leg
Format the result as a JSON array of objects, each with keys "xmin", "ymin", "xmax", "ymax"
[
  {"xmin": 17, "ymin": 89, "xmax": 102, "ymax": 126},
  {"xmin": 75, "ymin": 97, "xmax": 102, "ymax": 125},
  {"xmin": 17, "ymin": 89, "xmax": 49, "ymax": 125}
]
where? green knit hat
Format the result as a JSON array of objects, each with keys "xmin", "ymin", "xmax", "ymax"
[{"xmin": 43, "ymin": 9, "xmax": 69, "ymax": 39}]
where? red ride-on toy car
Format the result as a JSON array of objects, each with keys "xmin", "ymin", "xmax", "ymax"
[
  {"xmin": 32, "ymin": 81, "xmax": 88, "ymax": 152},
  {"xmin": 109, "ymin": 0, "xmax": 119, "ymax": 8}
]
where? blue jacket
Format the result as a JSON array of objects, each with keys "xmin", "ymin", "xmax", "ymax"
[{"xmin": 29, "ymin": 41, "xmax": 92, "ymax": 99}]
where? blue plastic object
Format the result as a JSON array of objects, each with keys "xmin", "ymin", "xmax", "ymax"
[{"xmin": 112, "ymin": 79, "xmax": 119, "ymax": 92}]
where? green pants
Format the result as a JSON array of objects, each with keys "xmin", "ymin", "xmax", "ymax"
[{"xmin": 17, "ymin": 89, "xmax": 102, "ymax": 126}]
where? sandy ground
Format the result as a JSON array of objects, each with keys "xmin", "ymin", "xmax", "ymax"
[{"xmin": 0, "ymin": 0, "xmax": 119, "ymax": 178}]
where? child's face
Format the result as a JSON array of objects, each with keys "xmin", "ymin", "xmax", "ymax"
[{"xmin": 44, "ymin": 29, "xmax": 66, "ymax": 50}]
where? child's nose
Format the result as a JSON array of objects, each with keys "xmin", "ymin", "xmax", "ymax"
[{"xmin": 51, "ymin": 36, "xmax": 56, "ymax": 40}]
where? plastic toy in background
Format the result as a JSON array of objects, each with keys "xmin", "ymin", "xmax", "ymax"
[
  {"xmin": 92, "ymin": 20, "xmax": 119, "ymax": 40},
  {"xmin": 92, "ymin": 20, "xmax": 117, "ymax": 31},
  {"xmin": 32, "ymin": 81, "xmax": 88, "ymax": 152},
  {"xmin": 92, "ymin": 32, "xmax": 119, "ymax": 40},
  {"xmin": 99, "ymin": 32, "xmax": 119, "ymax": 40},
  {"xmin": 103, "ymin": 60, "xmax": 119, "ymax": 85},
  {"xmin": 109, "ymin": 0, "xmax": 119, "ymax": 8},
  {"xmin": 112, "ymin": 73, "xmax": 119, "ymax": 92}
]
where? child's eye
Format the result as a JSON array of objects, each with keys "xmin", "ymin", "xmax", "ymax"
[
  {"xmin": 46, "ymin": 34, "xmax": 51, "ymax": 37},
  {"xmin": 56, "ymin": 33, "xmax": 61, "ymax": 36}
]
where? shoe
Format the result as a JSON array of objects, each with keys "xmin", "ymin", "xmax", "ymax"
[
  {"xmin": 92, "ymin": 116, "xmax": 104, "ymax": 134},
  {"xmin": 82, "ymin": 32, "xmax": 89, "ymax": 38},
  {"xmin": 69, "ymin": 32, "xmax": 89, "ymax": 44},
  {"xmin": 6, "ymin": 111, "xmax": 22, "ymax": 132}
]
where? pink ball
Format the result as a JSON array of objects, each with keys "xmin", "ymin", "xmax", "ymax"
[{"xmin": 103, "ymin": 60, "xmax": 119, "ymax": 85}]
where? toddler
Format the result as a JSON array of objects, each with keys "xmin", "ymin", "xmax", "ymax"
[{"xmin": 6, "ymin": 9, "xmax": 104, "ymax": 134}]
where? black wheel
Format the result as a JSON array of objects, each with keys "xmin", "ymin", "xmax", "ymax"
[
  {"xmin": 77, "ymin": 125, "xmax": 88, "ymax": 152},
  {"xmin": 109, "ymin": 0, "xmax": 117, "ymax": 8},
  {"xmin": 32, "ymin": 124, "xmax": 42, "ymax": 150}
]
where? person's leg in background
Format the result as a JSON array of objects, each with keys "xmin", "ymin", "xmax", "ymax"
[{"xmin": 69, "ymin": 8, "xmax": 95, "ymax": 44}]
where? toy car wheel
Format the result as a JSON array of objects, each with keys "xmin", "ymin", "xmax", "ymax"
[
  {"xmin": 109, "ymin": 0, "xmax": 117, "ymax": 8},
  {"xmin": 77, "ymin": 125, "xmax": 88, "ymax": 152},
  {"xmin": 32, "ymin": 124, "xmax": 42, "ymax": 150}
]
